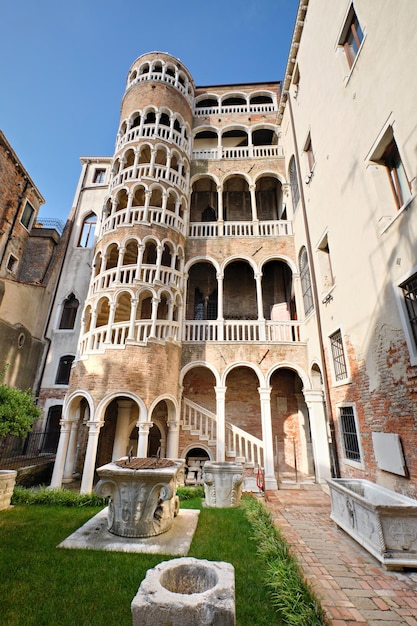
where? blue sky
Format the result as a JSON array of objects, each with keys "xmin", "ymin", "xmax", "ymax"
[{"xmin": 1, "ymin": 0, "xmax": 298, "ymax": 222}]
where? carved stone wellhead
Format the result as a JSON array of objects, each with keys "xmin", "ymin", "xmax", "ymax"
[{"xmin": 95, "ymin": 458, "xmax": 183, "ymax": 537}]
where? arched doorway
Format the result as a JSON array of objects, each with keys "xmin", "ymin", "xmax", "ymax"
[{"xmin": 270, "ymin": 367, "xmax": 315, "ymax": 483}]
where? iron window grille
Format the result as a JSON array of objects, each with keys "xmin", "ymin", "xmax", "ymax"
[
  {"xmin": 340, "ymin": 405, "xmax": 361, "ymax": 462},
  {"xmin": 330, "ymin": 330, "xmax": 348, "ymax": 381}
]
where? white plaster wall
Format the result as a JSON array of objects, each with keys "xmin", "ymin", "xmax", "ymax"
[{"xmin": 282, "ymin": 0, "xmax": 417, "ymax": 375}]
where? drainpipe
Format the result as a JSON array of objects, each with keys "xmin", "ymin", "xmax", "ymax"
[{"xmin": 285, "ymin": 91, "xmax": 340, "ymax": 478}]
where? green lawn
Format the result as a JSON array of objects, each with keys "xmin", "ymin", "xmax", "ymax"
[
  {"xmin": 0, "ymin": 493, "xmax": 327, "ymax": 626},
  {"xmin": 0, "ymin": 497, "xmax": 281, "ymax": 626}
]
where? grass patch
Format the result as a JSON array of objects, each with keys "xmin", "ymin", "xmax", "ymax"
[{"xmin": 1, "ymin": 489, "xmax": 327, "ymax": 625}]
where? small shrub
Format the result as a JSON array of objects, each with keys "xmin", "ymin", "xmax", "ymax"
[
  {"xmin": 11, "ymin": 486, "xmax": 108, "ymax": 507},
  {"xmin": 0, "ymin": 365, "xmax": 41, "ymax": 438},
  {"xmin": 177, "ymin": 485, "xmax": 205, "ymax": 500}
]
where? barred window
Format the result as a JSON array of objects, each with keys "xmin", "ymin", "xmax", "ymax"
[
  {"xmin": 401, "ymin": 274, "xmax": 417, "ymax": 349},
  {"xmin": 340, "ymin": 405, "xmax": 361, "ymax": 462},
  {"xmin": 289, "ymin": 156, "xmax": 300, "ymax": 209},
  {"xmin": 330, "ymin": 330, "xmax": 348, "ymax": 381},
  {"xmin": 299, "ymin": 247, "xmax": 314, "ymax": 316}
]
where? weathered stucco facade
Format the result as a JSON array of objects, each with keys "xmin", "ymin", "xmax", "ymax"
[
  {"xmin": 0, "ymin": 131, "xmax": 62, "ymax": 392},
  {"xmin": 280, "ymin": 0, "xmax": 417, "ymax": 497}
]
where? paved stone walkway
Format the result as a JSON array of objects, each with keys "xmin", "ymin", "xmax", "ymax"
[{"xmin": 264, "ymin": 489, "xmax": 417, "ymax": 625}]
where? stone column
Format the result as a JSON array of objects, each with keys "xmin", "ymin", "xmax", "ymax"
[
  {"xmin": 80, "ymin": 421, "xmax": 102, "ymax": 494},
  {"xmin": 50, "ymin": 420, "xmax": 72, "ymax": 488},
  {"xmin": 303, "ymin": 389, "xmax": 332, "ymax": 482},
  {"xmin": 62, "ymin": 419, "xmax": 80, "ymax": 482},
  {"xmin": 217, "ymin": 274, "xmax": 224, "ymax": 341},
  {"xmin": 112, "ymin": 400, "xmax": 133, "ymax": 460},
  {"xmin": 258, "ymin": 387, "xmax": 278, "ymax": 490},
  {"xmin": 128, "ymin": 298, "xmax": 139, "ymax": 340},
  {"xmin": 137, "ymin": 422, "xmax": 153, "ymax": 458},
  {"xmin": 166, "ymin": 420, "xmax": 180, "ymax": 458},
  {"xmin": 255, "ymin": 273, "xmax": 266, "ymax": 340},
  {"xmin": 215, "ymin": 386, "xmax": 227, "ymax": 461},
  {"xmin": 105, "ymin": 302, "xmax": 117, "ymax": 343}
]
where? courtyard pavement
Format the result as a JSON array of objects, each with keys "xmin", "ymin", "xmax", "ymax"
[{"xmin": 264, "ymin": 488, "xmax": 417, "ymax": 626}]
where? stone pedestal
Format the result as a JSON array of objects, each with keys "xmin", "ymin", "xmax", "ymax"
[
  {"xmin": 95, "ymin": 458, "xmax": 182, "ymax": 538},
  {"xmin": 0, "ymin": 470, "xmax": 17, "ymax": 510},
  {"xmin": 131, "ymin": 557, "xmax": 235, "ymax": 626},
  {"xmin": 202, "ymin": 461, "xmax": 243, "ymax": 508}
]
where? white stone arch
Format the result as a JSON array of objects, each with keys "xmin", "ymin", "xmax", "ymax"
[
  {"xmin": 266, "ymin": 362, "xmax": 311, "ymax": 390},
  {"xmin": 253, "ymin": 169, "xmax": 287, "ymax": 187},
  {"xmin": 220, "ymin": 253, "xmax": 258, "ymax": 276},
  {"xmin": 192, "ymin": 124, "xmax": 219, "ymax": 137},
  {"xmin": 190, "ymin": 172, "xmax": 221, "ymax": 188},
  {"xmin": 184, "ymin": 255, "xmax": 221, "ymax": 276},
  {"xmin": 195, "ymin": 93, "xmax": 219, "ymax": 107},
  {"xmin": 310, "ymin": 360, "xmax": 324, "ymax": 390},
  {"xmin": 136, "ymin": 284, "xmax": 158, "ymax": 301},
  {"xmin": 101, "ymin": 238, "xmax": 121, "ymax": 257},
  {"xmin": 181, "ymin": 443, "xmax": 214, "ymax": 462},
  {"xmin": 113, "ymin": 286, "xmax": 136, "ymax": 302},
  {"xmin": 148, "ymin": 393, "xmax": 179, "ymax": 419},
  {"xmin": 220, "ymin": 91, "xmax": 248, "ymax": 105},
  {"xmin": 221, "ymin": 170, "xmax": 252, "ymax": 188},
  {"xmin": 249, "ymin": 89, "xmax": 277, "ymax": 105},
  {"xmin": 63, "ymin": 389, "xmax": 95, "ymax": 421},
  {"xmin": 220, "ymin": 124, "xmax": 250, "ymax": 142},
  {"xmin": 95, "ymin": 391, "xmax": 147, "ymax": 425},
  {"xmin": 180, "ymin": 360, "xmax": 221, "ymax": 388},
  {"xmin": 142, "ymin": 104, "xmax": 158, "ymax": 120},
  {"xmin": 127, "ymin": 109, "xmax": 142, "ymax": 127},
  {"xmin": 221, "ymin": 361, "xmax": 266, "ymax": 387},
  {"xmin": 119, "ymin": 145, "xmax": 136, "ymax": 165},
  {"xmin": 141, "ymin": 233, "xmax": 160, "ymax": 247},
  {"xmin": 259, "ymin": 253, "xmax": 298, "ymax": 275}
]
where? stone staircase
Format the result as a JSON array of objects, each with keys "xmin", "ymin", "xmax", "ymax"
[{"xmin": 180, "ymin": 398, "xmax": 264, "ymax": 470}]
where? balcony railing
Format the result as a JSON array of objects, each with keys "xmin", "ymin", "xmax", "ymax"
[
  {"xmin": 101, "ymin": 205, "xmax": 185, "ymax": 236},
  {"xmin": 184, "ymin": 319, "xmax": 301, "ymax": 342},
  {"xmin": 110, "ymin": 163, "xmax": 188, "ymax": 193},
  {"xmin": 192, "ymin": 145, "xmax": 283, "ymax": 160},
  {"xmin": 79, "ymin": 318, "xmax": 302, "ymax": 354},
  {"xmin": 116, "ymin": 123, "xmax": 191, "ymax": 154},
  {"xmin": 89, "ymin": 264, "xmax": 182, "ymax": 295},
  {"xmin": 194, "ymin": 103, "xmax": 277, "ymax": 116},
  {"xmin": 188, "ymin": 219, "xmax": 292, "ymax": 238}
]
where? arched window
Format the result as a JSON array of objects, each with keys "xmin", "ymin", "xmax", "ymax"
[
  {"xmin": 299, "ymin": 247, "xmax": 314, "ymax": 316},
  {"xmin": 59, "ymin": 293, "xmax": 79, "ymax": 329},
  {"xmin": 289, "ymin": 156, "xmax": 300, "ymax": 209},
  {"xmin": 55, "ymin": 355, "xmax": 75, "ymax": 385},
  {"xmin": 78, "ymin": 213, "xmax": 97, "ymax": 247}
]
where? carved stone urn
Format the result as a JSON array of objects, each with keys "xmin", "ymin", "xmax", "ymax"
[
  {"xmin": 202, "ymin": 461, "xmax": 243, "ymax": 508},
  {"xmin": 95, "ymin": 457, "xmax": 182, "ymax": 538}
]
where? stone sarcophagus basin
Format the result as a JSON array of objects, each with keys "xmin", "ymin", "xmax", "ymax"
[
  {"xmin": 327, "ymin": 478, "xmax": 417, "ymax": 570},
  {"xmin": 202, "ymin": 461, "xmax": 243, "ymax": 508},
  {"xmin": 95, "ymin": 458, "xmax": 182, "ymax": 538},
  {"xmin": 0, "ymin": 470, "xmax": 17, "ymax": 511}
]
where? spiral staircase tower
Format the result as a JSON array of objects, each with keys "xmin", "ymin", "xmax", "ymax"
[{"xmin": 58, "ymin": 53, "xmax": 195, "ymax": 489}]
